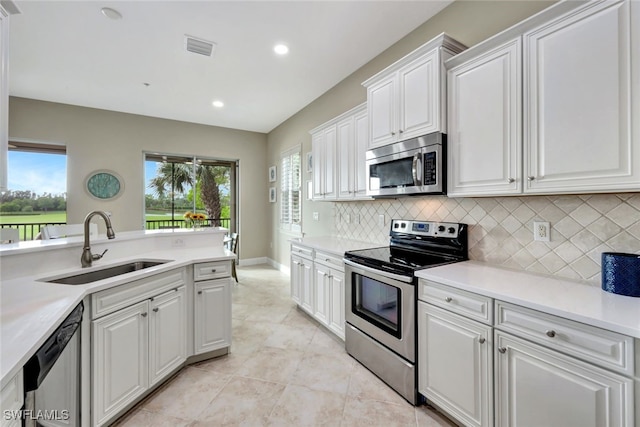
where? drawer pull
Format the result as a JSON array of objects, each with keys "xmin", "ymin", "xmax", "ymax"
[
  {"xmin": 141, "ymin": 312, "xmax": 148, "ymax": 317},
  {"xmin": 197, "ymin": 290, "xmax": 203, "ymax": 295},
  {"xmin": 211, "ymin": 269, "xmax": 217, "ymax": 273},
  {"xmin": 153, "ymin": 308, "xmax": 159, "ymax": 313},
  {"xmin": 478, "ymin": 337, "xmax": 486, "ymax": 344},
  {"xmin": 545, "ymin": 330, "xmax": 557, "ymax": 338},
  {"xmin": 445, "ymin": 297, "xmax": 453, "ymax": 303},
  {"xmin": 325, "ymin": 258, "xmax": 331, "ymax": 262},
  {"xmin": 498, "ymin": 347, "xmax": 507, "ymax": 354}
]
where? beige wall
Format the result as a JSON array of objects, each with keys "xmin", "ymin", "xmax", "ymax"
[
  {"xmin": 266, "ymin": 0, "xmax": 556, "ymax": 269},
  {"xmin": 9, "ymin": 97, "xmax": 269, "ymax": 261}
]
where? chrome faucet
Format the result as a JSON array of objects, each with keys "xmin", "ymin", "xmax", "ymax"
[{"xmin": 81, "ymin": 211, "xmax": 116, "ymax": 268}]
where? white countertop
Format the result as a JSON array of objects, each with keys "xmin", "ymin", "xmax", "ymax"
[
  {"xmin": 290, "ymin": 236, "xmax": 378, "ymax": 256},
  {"xmin": 0, "ymin": 230, "xmax": 235, "ymax": 387},
  {"xmin": 416, "ymin": 261, "xmax": 640, "ymax": 339}
]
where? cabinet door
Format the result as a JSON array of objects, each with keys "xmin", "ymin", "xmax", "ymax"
[
  {"xmin": 194, "ymin": 279, "xmax": 231, "ymax": 355},
  {"xmin": 368, "ymin": 76, "xmax": 397, "ymax": 148},
  {"xmin": 311, "ymin": 131, "xmax": 324, "ymax": 199},
  {"xmin": 313, "ymin": 263, "xmax": 331, "ymax": 326},
  {"xmin": 290, "ymin": 255, "xmax": 302, "ymax": 304},
  {"xmin": 149, "ymin": 286, "xmax": 186, "ymax": 386},
  {"xmin": 495, "ymin": 331, "xmax": 634, "ymax": 427},
  {"xmin": 418, "ymin": 302, "xmax": 493, "ymax": 427},
  {"xmin": 448, "ymin": 38, "xmax": 522, "ymax": 196},
  {"xmin": 92, "ymin": 301, "xmax": 149, "ymax": 427},
  {"xmin": 328, "ymin": 269, "xmax": 345, "ymax": 340},
  {"xmin": 399, "ymin": 51, "xmax": 439, "ymax": 139},
  {"xmin": 337, "ymin": 116, "xmax": 355, "ymax": 199},
  {"xmin": 353, "ymin": 108, "xmax": 369, "ymax": 198},
  {"xmin": 0, "ymin": 5, "xmax": 8, "ymax": 192},
  {"xmin": 524, "ymin": 0, "xmax": 640, "ymax": 193},
  {"xmin": 323, "ymin": 125, "xmax": 337, "ymax": 199},
  {"xmin": 300, "ymin": 259, "xmax": 314, "ymax": 314}
]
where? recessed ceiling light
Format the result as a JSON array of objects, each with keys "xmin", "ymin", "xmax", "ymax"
[
  {"xmin": 101, "ymin": 7, "xmax": 122, "ymax": 20},
  {"xmin": 274, "ymin": 44, "xmax": 289, "ymax": 55},
  {"xmin": 212, "ymin": 100, "xmax": 224, "ymax": 108}
]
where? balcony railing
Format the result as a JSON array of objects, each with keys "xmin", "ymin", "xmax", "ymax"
[
  {"xmin": 0, "ymin": 222, "xmax": 65, "ymax": 241},
  {"xmin": 1, "ymin": 218, "xmax": 231, "ymax": 241},
  {"xmin": 145, "ymin": 218, "xmax": 231, "ymax": 230}
]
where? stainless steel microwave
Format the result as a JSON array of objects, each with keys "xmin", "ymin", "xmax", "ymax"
[{"xmin": 365, "ymin": 133, "xmax": 445, "ymax": 197}]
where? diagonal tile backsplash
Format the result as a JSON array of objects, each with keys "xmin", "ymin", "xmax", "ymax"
[{"xmin": 334, "ymin": 193, "xmax": 640, "ymax": 285}]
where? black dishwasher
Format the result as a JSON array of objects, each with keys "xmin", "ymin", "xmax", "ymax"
[{"xmin": 23, "ymin": 302, "xmax": 83, "ymax": 427}]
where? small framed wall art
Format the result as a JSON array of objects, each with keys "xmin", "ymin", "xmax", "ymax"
[
  {"xmin": 85, "ymin": 170, "xmax": 124, "ymax": 200},
  {"xmin": 306, "ymin": 152, "xmax": 313, "ymax": 173},
  {"xmin": 269, "ymin": 187, "xmax": 277, "ymax": 203},
  {"xmin": 269, "ymin": 166, "xmax": 277, "ymax": 182}
]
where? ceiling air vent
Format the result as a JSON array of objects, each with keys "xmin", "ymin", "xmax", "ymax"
[{"xmin": 184, "ymin": 35, "xmax": 216, "ymax": 57}]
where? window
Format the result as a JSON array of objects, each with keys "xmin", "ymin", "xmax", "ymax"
[
  {"xmin": 281, "ymin": 146, "xmax": 301, "ymax": 233},
  {"xmin": 144, "ymin": 153, "xmax": 237, "ymax": 232},
  {"xmin": 1, "ymin": 141, "xmax": 67, "ymax": 240}
]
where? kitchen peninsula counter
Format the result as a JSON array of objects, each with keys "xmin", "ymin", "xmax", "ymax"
[{"xmin": 0, "ymin": 228, "xmax": 234, "ymax": 387}]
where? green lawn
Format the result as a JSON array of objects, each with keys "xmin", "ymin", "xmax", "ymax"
[{"xmin": 0, "ymin": 211, "xmax": 67, "ymax": 224}]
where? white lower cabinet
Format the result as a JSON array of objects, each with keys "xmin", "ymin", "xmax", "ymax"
[
  {"xmin": 91, "ymin": 270, "xmax": 187, "ymax": 427},
  {"xmin": 495, "ymin": 331, "xmax": 634, "ymax": 427},
  {"xmin": 1, "ymin": 369, "xmax": 23, "ymax": 427},
  {"xmin": 290, "ymin": 244, "xmax": 346, "ymax": 340},
  {"xmin": 194, "ymin": 278, "xmax": 231, "ymax": 354},
  {"xmin": 418, "ymin": 278, "xmax": 637, "ymax": 427}
]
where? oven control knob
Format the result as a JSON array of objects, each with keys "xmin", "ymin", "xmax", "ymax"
[
  {"xmin": 438, "ymin": 225, "xmax": 445, "ymax": 232},
  {"xmin": 394, "ymin": 223, "xmax": 399, "ymax": 229},
  {"xmin": 448, "ymin": 227, "xmax": 456, "ymax": 234}
]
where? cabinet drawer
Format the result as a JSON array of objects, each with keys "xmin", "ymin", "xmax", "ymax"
[
  {"xmin": 495, "ymin": 301, "xmax": 634, "ymax": 376},
  {"xmin": 92, "ymin": 269, "xmax": 186, "ymax": 320},
  {"xmin": 193, "ymin": 261, "xmax": 231, "ymax": 281},
  {"xmin": 1, "ymin": 369, "xmax": 23, "ymax": 427},
  {"xmin": 314, "ymin": 250, "xmax": 344, "ymax": 271},
  {"xmin": 419, "ymin": 280, "xmax": 492, "ymax": 325},
  {"xmin": 291, "ymin": 243, "xmax": 314, "ymax": 261}
]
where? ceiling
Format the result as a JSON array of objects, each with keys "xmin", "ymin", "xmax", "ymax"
[{"xmin": 8, "ymin": 1, "xmax": 452, "ymax": 133}]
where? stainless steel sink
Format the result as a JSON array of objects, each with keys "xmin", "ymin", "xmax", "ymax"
[{"xmin": 44, "ymin": 260, "xmax": 170, "ymax": 285}]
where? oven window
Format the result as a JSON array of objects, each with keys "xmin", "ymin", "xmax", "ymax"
[
  {"xmin": 353, "ymin": 274, "xmax": 401, "ymax": 338},
  {"xmin": 369, "ymin": 157, "xmax": 414, "ymax": 190}
]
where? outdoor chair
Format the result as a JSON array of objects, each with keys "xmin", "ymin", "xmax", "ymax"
[
  {"xmin": 0, "ymin": 228, "xmax": 19, "ymax": 243},
  {"xmin": 41, "ymin": 223, "xmax": 98, "ymax": 239}
]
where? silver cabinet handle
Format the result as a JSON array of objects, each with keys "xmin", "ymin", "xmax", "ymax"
[
  {"xmin": 197, "ymin": 290, "xmax": 203, "ymax": 295},
  {"xmin": 141, "ymin": 312, "xmax": 148, "ymax": 317},
  {"xmin": 478, "ymin": 337, "xmax": 486, "ymax": 344},
  {"xmin": 153, "ymin": 307, "xmax": 159, "ymax": 313},
  {"xmin": 546, "ymin": 330, "xmax": 556, "ymax": 338},
  {"xmin": 508, "ymin": 178, "xmax": 515, "ymax": 183},
  {"xmin": 445, "ymin": 297, "xmax": 453, "ymax": 303},
  {"xmin": 399, "ymin": 129, "xmax": 403, "ymax": 134},
  {"xmin": 211, "ymin": 269, "xmax": 217, "ymax": 273},
  {"xmin": 527, "ymin": 176, "xmax": 535, "ymax": 181},
  {"xmin": 498, "ymin": 347, "xmax": 507, "ymax": 354},
  {"xmin": 391, "ymin": 132, "xmax": 396, "ymax": 136}
]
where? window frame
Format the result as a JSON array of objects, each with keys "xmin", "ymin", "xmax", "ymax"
[{"xmin": 280, "ymin": 145, "xmax": 302, "ymax": 234}]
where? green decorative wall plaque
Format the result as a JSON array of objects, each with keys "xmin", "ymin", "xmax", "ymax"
[{"xmin": 85, "ymin": 170, "xmax": 123, "ymax": 200}]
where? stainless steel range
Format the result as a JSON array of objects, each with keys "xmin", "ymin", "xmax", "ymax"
[{"xmin": 344, "ymin": 219, "xmax": 468, "ymax": 404}]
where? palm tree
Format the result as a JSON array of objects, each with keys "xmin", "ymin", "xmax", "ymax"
[{"xmin": 148, "ymin": 162, "xmax": 229, "ymax": 226}]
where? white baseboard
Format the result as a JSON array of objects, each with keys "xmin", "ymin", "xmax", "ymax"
[
  {"xmin": 238, "ymin": 257, "xmax": 268, "ymax": 266},
  {"xmin": 268, "ymin": 258, "xmax": 290, "ymax": 275}
]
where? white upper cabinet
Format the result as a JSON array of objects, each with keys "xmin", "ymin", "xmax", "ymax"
[
  {"xmin": 310, "ymin": 103, "xmax": 369, "ymax": 201},
  {"xmin": 446, "ymin": 0, "xmax": 640, "ymax": 197},
  {"xmin": 448, "ymin": 38, "xmax": 522, "ymax": 196},
  {"xmin": 363, "ymin": 33, "xmax": 466, "ymax": 149},
  {"xmin": 524, "ymin": 0, "xmax": 639, "ymax": 193}
]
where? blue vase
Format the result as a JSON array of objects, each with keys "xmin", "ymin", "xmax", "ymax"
[{"xmin": 601, "ymin": 252, "xmax": 640, "ymax": 297}]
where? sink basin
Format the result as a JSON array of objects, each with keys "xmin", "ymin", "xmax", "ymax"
[{"xmin": 44, "ymin": 260, "xmax": 170, "ymax": 285}]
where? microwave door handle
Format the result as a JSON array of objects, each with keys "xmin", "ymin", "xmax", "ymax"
[{"xmin": 412, "ymin": 153, "xmax": 422, "ymax": 186}]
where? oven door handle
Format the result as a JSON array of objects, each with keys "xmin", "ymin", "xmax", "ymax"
[
  {"xmin": 343, "ymin": 259, "xmax": 413, "ymax": 283},
  {"xmin": 412, "ymin": 152, "xmax": 422, "ymax": 187}
]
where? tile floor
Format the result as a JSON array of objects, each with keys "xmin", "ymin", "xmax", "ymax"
[{"xmin": 113, "ymin": 265, "xmax": 457, "ymax": 427}]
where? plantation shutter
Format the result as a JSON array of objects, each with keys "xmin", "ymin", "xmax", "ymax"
[{"xmin": 280, "ymin": 146, "xmax": 301, "ymax": 233}]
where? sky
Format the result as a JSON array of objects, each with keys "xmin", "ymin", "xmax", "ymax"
[{"xmin": 7, "ymin": 151, "xmax": 67, "ymax": 195}]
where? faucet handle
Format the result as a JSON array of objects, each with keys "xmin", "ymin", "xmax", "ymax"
[{"xmin": 93, "ymin": 249, "xmax": 109, "ymax": 261}]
